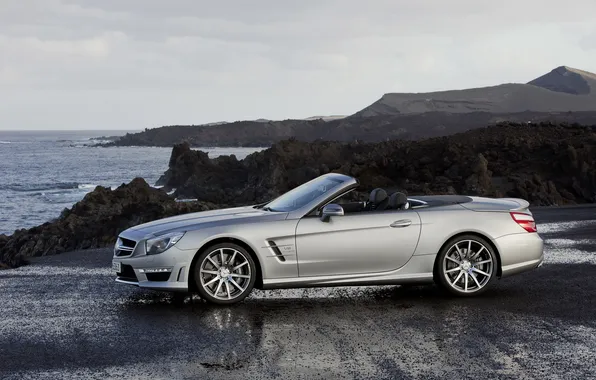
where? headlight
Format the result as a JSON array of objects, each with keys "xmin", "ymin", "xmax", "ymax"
[{"xmin": 145, "ymin": 232, "xmax": 185, "ymax": 255}]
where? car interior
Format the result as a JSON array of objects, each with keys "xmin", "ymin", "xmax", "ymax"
[{"xmin": 330, "ymin": 188, "xmax": 419, "ymax": 214}]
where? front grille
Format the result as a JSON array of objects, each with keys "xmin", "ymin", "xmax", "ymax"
[
  {"xmin": 114, "ymin": 237, "xmax": 137, "ymax": 257},
  {"xmin": 117, "ymin": 264, "xmax": 138, "ymax": 282}
]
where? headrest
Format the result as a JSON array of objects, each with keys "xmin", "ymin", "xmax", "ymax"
[
  {"xmin": 389, "ymin": 192, "xmax": 408, "ymax": 209},
  {"xmin": 369, "ymin": 188, "xmax": 388, "ymax": 204}
]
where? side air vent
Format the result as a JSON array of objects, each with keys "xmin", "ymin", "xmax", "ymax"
[
  {"xmin": 114, "ymin": 237, "xmax": 137, "ymax": 257},
  {"xmin": 267, "ymin": 240, "xmax": 286, "ymax": 262}
]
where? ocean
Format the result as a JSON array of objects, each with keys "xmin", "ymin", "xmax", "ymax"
[{"xmin": 0, "ymin": 130, "xmax": 262, "ymax": 235}]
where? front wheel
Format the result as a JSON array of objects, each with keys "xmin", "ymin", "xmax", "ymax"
[
  {"xmin": 194, "ymin": 243, "xmax": 256, "ymax": 305},
  {"xmin": 436, "ymin": 235, "xmax": 497, "ymax": 296}
]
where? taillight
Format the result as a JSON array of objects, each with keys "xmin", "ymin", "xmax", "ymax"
[{"xmin": 510, "ymin": 212, "xmax": 537, "ymax": 233}]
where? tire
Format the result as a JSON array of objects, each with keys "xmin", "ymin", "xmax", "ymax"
[
  {"xmin": 193, "ymin": 243, "xmax": 257, "ymax": 305},
  {"xmin": 435, "ymin": 234, "xmax": 497, "ymax": 297}
]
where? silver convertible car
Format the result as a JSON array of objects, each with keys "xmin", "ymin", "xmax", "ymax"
[{"xmin": 112, "ymin": 173, "xmax": 544, "ymax": 304}]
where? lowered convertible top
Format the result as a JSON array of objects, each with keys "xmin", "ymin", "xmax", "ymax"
[{"xmin": 409, "ymin": 195, "xmax": 473, "ymax": 207}]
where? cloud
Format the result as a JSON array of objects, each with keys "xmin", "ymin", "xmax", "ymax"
[{"xmin": 1, "ymin": 0, "xmax": 596, "ymax": 129}]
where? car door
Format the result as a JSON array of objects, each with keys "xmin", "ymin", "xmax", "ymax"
[{"xmin": 294, "ymin": 210, "xmax": 422, "ymax": 277}]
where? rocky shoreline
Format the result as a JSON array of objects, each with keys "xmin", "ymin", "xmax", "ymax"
[
  {"xmin": 2, "ymin": 121, "xmax": 595, "ymax": 269},
  {"xmin": 0, "ymin": 179, "xmax": 216, "ymax": 269}
]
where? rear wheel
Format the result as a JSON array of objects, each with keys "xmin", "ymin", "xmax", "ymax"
[
  {"xmin": 436, "ymin": 235, "xmax": 496, "ymax": 296},
  {"xmin": 194, "ymin": 243, "xmax": 256, "ymax": 305}
]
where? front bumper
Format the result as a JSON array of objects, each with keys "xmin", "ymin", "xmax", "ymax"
[
  {"xmin": 494, "ymin": 232, "xmax": 544, "ymax": 278},
  {"xmin": 112, "ymin": 245, "xmax": 190, "ymax": 292}
]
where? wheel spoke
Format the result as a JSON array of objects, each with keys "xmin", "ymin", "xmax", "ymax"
[
  {"xmin": 451, "ymin": 271, "xmax": 463, "ymax": 286},
  {"xmin": 219, "ymin": 249, "xmax": 225, "ymax": 266},
  {"xmin": 230, "ymin": 278, "xmax": 244, "ymax": 291},
  {"xmin": 446, "ymin": 267, "xmax": 460, "ymax": 273},
  {"xmin": 233, "ymin": 261, "xmax": 248, "ymax": 271},
  {"xmin": 470, "ymin": 246, "xmax": 485, "ymax": 260},
  {"xmin": 472, "ymin": 268, "xmax": 490, "ymax": 277},
  {"xmin": 215, "ymin": 279, "xmax": 224, "ymax": 296},
  {"xmin": 225, "ymin": 282, "xmax": 231, "ymax": 299},
  {"xmin": 204, "ymin": 276, "xmax": 219, "ymax": 286},
  {"xmin": 207, "ymin": 256, "xmax": 220, "ymax": 269},
  {"xmin": 446, "ymin": 256, "xmax": 460, "ymax": 264},
  {"xmin": 200, "ymin": 269, "xmax": 218, "ymax": 275},
  {"xmin": 231, "ymin": 273, "xmax": 250, "ymax": 279},
  {"xmin": 470, "ymin": 272, "xmax": 482, "ymax": 288},
  {"xmin": 454, "ymin": 243, "xmax": 462, "ymax": 259},
  {"xmin": 228, "ymin": 250, "xmax": 237, "ymax": 266},
  {"xmin": 474, "ymin": 259, "xmax": 492, "ymax": 266},
  {"xmin": 467, "ymin": 240, "xmax": 472, "ymax": 257},
  {"xmin": 464, "ymin": 273, "xmax": 469, "ymax": 291}
]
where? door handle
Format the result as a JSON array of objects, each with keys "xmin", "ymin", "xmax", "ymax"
[{"xmin": 390, "ymin": 219, "xmax": 412, "ymax": 228}]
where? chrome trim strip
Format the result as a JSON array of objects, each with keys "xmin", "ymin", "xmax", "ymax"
[{"xmin": 115, "ymin": 278, "xmax": 139, "ymax": 286}]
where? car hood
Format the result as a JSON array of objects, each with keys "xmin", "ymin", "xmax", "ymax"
[{"xmin": 126, "ymin": 205, "xmax": 283, "ymax": 237}]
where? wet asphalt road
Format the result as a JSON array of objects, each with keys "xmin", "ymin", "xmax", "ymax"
[{"xmin": 1, "ymin": 206, "xmax": 595, "ymax": 379}]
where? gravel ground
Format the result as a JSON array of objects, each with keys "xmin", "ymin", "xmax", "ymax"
[{"xmin": 0, "ymin": 206, "xmax": 595, "ymax": 379}]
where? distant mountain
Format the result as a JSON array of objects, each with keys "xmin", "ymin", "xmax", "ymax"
[
  {"xmin": 528, "ymin": 66, "xmax": 596, "ymax": 95},
  {"xmin": 105, "ymin": 66, "xmax": 596, "ymax": 147},
  {"xmin": 354, "ymin": 66, "xmax": 596, "ymax": 117}
]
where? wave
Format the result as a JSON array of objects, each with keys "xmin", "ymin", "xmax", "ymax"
[
  {"xmin": 0, "ymin": 141, "xmax": 11, "ymax": 144},
  {"xmin": 87, "ymin": 138, "xmax": 112, "ymax": 144},
  {"xmin": 0, "ymin": 182, "xmax": 97, "ymax": 192},
  {"xmin": 78, "ymin": 184, "xmax": 98, "ymax": 190}
]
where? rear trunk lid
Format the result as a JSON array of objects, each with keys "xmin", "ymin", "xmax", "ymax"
[{"xmin": 460, "ymin": 196, "xmax": 531, "ymax": 213}]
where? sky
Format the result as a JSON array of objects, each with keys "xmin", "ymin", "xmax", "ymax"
[{"xmin": 1, "ymin": 0, "xmax": 596, "ymax": 131}]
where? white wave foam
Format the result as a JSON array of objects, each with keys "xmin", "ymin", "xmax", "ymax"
[
  {"xmin": 78, "ymin": 184, "xmax": 97, "ymax": 190},
  {"xmin": 0, "ymin": 140, "xmax": 11, "ymax": 144},
  {"xmin": 86, "ymin": 139, "xmax": 112, "ymax": 144}
]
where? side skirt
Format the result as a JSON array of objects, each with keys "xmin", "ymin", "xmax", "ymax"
[{"xmin": 262, "ymin": 254, "xmax": 436, "ymax": 290}]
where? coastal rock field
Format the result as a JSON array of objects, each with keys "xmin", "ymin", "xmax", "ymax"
[
  {"xmin": 0, "ymin": 179, "xmax": 215, "ymax": 269},
  {"xmin": 160, "ymin": 122, "xmax": 596, "ymax": 207}
]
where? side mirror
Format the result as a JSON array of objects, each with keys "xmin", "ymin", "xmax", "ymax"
[{"xmin": 320, "ymin": 203, "xmax": 344, "ymax": 222}]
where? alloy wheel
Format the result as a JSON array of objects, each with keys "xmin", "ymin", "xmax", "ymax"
[
  {"xmin": 199, "ymin": 247, "xmax": 253, "ymax": 301},
  {"xmin": 442, "ymin": 239, "xmax": 494, "ymax": 294}
]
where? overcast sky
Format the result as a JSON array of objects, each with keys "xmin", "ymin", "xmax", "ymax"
[{"xmin": 1, "ymin": 0, "xmax": 595, "ymax": 130}]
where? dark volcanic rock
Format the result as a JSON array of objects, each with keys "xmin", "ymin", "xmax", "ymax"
[
  {"xmin": 160, "ymin": 122, "xmax": 596, "ymax": 207},
  {"xmin": 0, "ymin": 178, "xmax": 215, "ymax": 269}
]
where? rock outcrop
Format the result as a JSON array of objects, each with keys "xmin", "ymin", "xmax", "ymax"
[
  {"xmin": 159, "ymin": 122, "xmax": 596, "ymax": 207},
  {"xmin": 0, "ymin": 178, "xmax": 215, "ymax": 269}
]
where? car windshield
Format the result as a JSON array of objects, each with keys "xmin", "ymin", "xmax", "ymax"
[{"xmin": 264, "ymin": 176, "xmax": 345, "ymax": 212}]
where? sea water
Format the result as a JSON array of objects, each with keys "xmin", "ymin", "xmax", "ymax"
[{"xmin": 0, "ymin": 130, "xmax": 262, "ymax": 235}]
